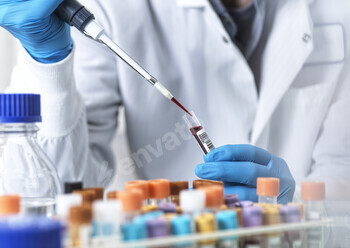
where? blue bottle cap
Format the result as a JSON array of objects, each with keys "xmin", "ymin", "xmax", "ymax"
[
  {"xmin": 0, "ymin": 94, "xmax": 41, "ymax": 123},
  {"xmin": 171, "ymin": 215, "xmax": 192, "ymax": 235},
  {"xmin": 121, "ymin": 222, "xmax": 143, "ymax": 241},
  {"xmin": 0, "ymin": 216, "xmax": 62, "ymax": 248},
  {"xmin": 216, "ymin": 210, "xmax": 238, "ymax": 230}
]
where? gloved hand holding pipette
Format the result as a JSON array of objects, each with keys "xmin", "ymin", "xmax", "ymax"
[
  {"xmin": 0, "ymin": 0, "xmax": 72, "ymax": 63},
  {"xmin": 195, "ymin": 145, "xmax": 296, "ymax": 204}
]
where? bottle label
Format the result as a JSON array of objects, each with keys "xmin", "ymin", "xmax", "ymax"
[{"xmin": 196, "ymin": 129, "xmax": 215, "ymax": 153}]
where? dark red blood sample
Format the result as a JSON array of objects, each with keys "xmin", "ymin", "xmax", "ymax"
[
  {"xmin": 190, "ymin": 126, "xmax": 208, "ymax": 154},
  {"xmin": 171, "ymin": 97, "xmax": 192, "ymax": 116}
]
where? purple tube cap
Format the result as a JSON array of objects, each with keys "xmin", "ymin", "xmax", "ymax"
[
  {"xmin": 280, "ymin": 205, "xmax": 301, "ymax": 223},
  {"xmin": 224, "ymin": 194, "xmax": 239, "ymax": 205},
  {"xmin": 157, "ymin": 202, "xmax": 177, "ymax": 213},
  {"xmin": 242, "ymin": 206, "xmax": 263, "ymax": 227},
  {"xmin": 236, "ymin": 200, "xmax": 254, "ymax": 208},
  {"xmin": 146, "ymin": 218, "xmax": 168, "ymax": 238}
]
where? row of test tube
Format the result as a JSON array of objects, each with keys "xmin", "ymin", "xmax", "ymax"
[{"xmin": 0, "ymin": 179, "xmax": 326, "ymax": 248}]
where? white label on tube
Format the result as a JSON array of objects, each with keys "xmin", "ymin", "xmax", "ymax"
[{"xmin": 196, "ymin": 129, "xmax": 215, "ymax": 153}]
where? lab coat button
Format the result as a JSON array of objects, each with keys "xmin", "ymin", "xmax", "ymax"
[
  {"xmin": 223, "ymin": 36, "xmax": 229, "ymax": 43},
  {"xmin": 303, "ymin": 33, "xmax": 312, "ymax": 43},
  {"xmin": 248, "ymin": 131, "xmax": 252, "ymax": 140}
]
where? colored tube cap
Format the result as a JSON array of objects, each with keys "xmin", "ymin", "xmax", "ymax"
[
  {"xmin": 73, "ymin": 190, "xmax": 95, "ymax": 205},
  {"xmin": 157, "ymin": 202, "xmax": 177, "ymax": 213},
  {"xmin": 148, "ymin": 179, "xmax": 170, "ymax": 199},
  {"xmin": 147, "ymin": 218, "xmax": 168, "ymax": 238},
  {"xmin": 216, "ymin": 211, "xmax": 238, "ymax": 230},
  {"xmin": 242, "ymin": 206, "xmax": 263, "ymax": 227},
  {"xmin": 170, "ymin": 181, "xmax": 189, "ymax": 196},
  {"xmin": 55, "ymin": 194, "xmax": 82, "ymax": 219},
  {"xmin": 198, "ymin": 185, "xmax": 224, "ymax": 208},
  {"xmin": 93, "ymin": 200, "xmax": 121, "ymax": 222},
  {"xmin": 238, "ymin": 200, "xmax": 254, "ymax": 208},
  {"xmin": 301, "ymin": 182, "xmax": 325, "ymax": 201},
  {"xmin": 122, "ymin": 222, "xmax": 143, "ymax": 241},
  {"xmin": 0, "ymin": 94, "xmax": 41, "ymax": 123},
  {"xmin": 85, "ymin": 187, "xmax": 104, "ymax": 200},
  {"xmin": 0, "ymin": 216, "xmax": 62, "ymax": 248},
  {"xmin": 171, "ymin": 215, "xmax": 192, "ymax": 235},
  {"xmin": 193, "ymin": 179, "xmax": 223, "ymax": 189},
  {"xmin": 224, "ymin": 194, "xmax": 239, "ymax": 207},
  {"xmin": 119, "ymin": 190, "xmax": 143, "ymax": 212},
  {"xmin": 69, "ymin": 206, "xmax": 92, "ymax": 225},
  {"xmin": 64, "ymin": 182, "xmax": 83, "ymax": 194},
  {"xmin": 195, "ymin": 213, "xmax": 216, "ymax": 233},
  {"xmin": 107, "ymin": 191, "xmax": 119, "ymax": 200},
  {"xmin": 125, "ymin": 180, "xmax": 150, "ymax": 200},
  {"xmin": 0, "ymin": 195, "xmax": 20, "ymax": 216},
  {"xmin": 280, "ymin": 205, "xmax": 301, "ymax": 223},
  {"xmin": 180, "ymin": 190, "xmax": 205, "ymax": 213},
  {"xmin": 257, "ymin": 177, "xmax": 280, "ymax": 197}
]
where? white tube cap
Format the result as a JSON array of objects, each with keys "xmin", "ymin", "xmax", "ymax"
[
  {"xmin": 56, "ymin": 194, "xmax": 82, "ymax": 219},
  {"xmin": 93, "ymin": 200, "xmax": 122, "ymax": 223},
  {"xmin": 180, "ymin": 190, "xmax": 205, "ymax": 213}
]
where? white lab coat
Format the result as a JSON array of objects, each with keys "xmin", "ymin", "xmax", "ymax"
[{"xmin": 7, "ymin": 0, "xmax": 350, "ymax": 200}]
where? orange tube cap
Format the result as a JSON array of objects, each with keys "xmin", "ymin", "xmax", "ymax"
[
  {"xmin": 301, "ymin": 182, "xmax": 325, "ymax": 201},
  {"xmin": 257, "ymin": 177, "xmax": 280, "ymax": 197}
]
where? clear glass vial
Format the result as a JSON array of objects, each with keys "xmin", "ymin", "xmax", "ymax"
[
  {"xmin": 183, "ymin": 111, "xmax": 215, "ymax": 155},
  {"xmin": 0, "ymin": 94, "xmax": 61, "ymax": 216}
]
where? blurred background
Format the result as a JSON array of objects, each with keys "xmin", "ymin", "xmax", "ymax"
[{"xmin": 0, "ymin": 29, "xmax": 17, "ymax": 92}]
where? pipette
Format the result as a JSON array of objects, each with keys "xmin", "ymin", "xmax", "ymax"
[{"xmin": 55, "ymin": 0, "xmax": 191, "ymax": 116}]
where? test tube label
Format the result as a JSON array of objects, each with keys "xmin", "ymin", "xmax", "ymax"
[{"xmin": 196, "ymin": 129, "xmax": 215, "ymax": 153}]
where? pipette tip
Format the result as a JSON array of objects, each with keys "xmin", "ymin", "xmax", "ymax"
[{"xmin": 171, "ymin": 98, "xmax": 192, "ymax": 116}]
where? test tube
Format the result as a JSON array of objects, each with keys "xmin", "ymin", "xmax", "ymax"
[
  {"xmin": 64, "ymin": 182, "xmax": 83, "ymax": 194},
  {"xmin": 125, "ymin": 180, "xmax": 150, "ymax": 206},
  {"xmin": 85, "ymin": 187, "xmax": 104, "ymax": 200},
  {"xmin": 92, "ymin": 200, "xmax": 121, "ymax": 238},
  {"xmin": 216, "ymin": 210, "xmax": 239, "ymax": 248},
  {"xmin": 55, "ymin": 194, "xmax": 82, "ymax": 220},
  {"xmin": 118, "ymin": 190, "xmax": 143, "ymax": 223},
  {"xmin": 0, "ymin": 195, "xmax": 20, "ymax": 216},
  {"xmin": 224, "ymin": 194, "xmax": 240, "ymax": 208},
  {"xmin": 198, "ymin": 185, "xmax": 224, "ymax": 212},
  {"xmin": 261, "ymin": 206, "xmax": 282, "ymax": 247},
  {"xmin": 170, "ymin": 181, "xmax": 189, "ymax": 205},
  {"xmin": 193, "ymin": 179, "xmax": 224, "ymax": 189},
  {"xmin": 69, "ymin": 206, "xmax": 93, "ymax": 247},
  {"xmin": 148, "ymin": 179, "xmax": 170, "ymax": 205},
  {"xmin": 171, "ymin": 215, "xmax": 194, "ymax": 248},
  {"xmin": 242, "ymin": 206, "xmax": 263, "ymax": 247},
  {"xmin": 257, "ymin": 177, "xmax": 280, "ymax": 204},
  {"xmin": 280, "ymin": 205, "xmax": 302, "ymax": 248},
  {"xmin": 183, "ymin": 111, "xmax": 215, "ymax": 154},
  {"xmin": 195, "ymin": 213, "xmax": 217, "ymax": 247},
  {"xmin": 301, "ymin": 181, "xmax": 326, "ymax": 247}
]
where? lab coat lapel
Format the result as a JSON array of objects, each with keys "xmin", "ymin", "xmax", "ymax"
[{"xmin": 251, "ymin": 0, "xmax": 314, "ymax": 144}]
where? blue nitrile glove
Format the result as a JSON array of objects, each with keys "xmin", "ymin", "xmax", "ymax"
[
  {"xmin": 195, "ymin": 145, "xmax": 295, "ymax": 204},
  {"xmin": 0, "ymin": 0, "xmax": 72, "ymax": 63}
]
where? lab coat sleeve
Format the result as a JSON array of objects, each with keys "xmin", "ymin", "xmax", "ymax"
[
  {"xmin": 306, "ymin": 57, "xmax": 350, "ymax": 200},
  {"xmin": 6, "ymin": 2, "xmax": 121, "ymax": 188}
]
